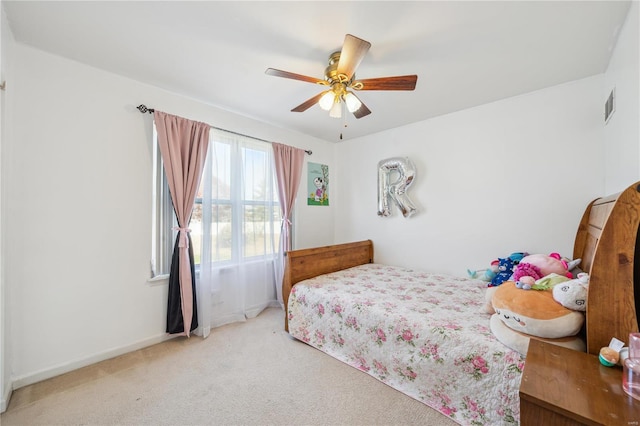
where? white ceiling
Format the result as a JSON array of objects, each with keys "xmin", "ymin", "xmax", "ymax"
[{"xmin": 3, "ymin": 1, "xmax": 632, "ymax": 142}]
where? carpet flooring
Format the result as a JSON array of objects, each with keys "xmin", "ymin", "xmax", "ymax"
[{"xmin": 1, "ymin": 308, "xmax": 458, "ymax": 425}]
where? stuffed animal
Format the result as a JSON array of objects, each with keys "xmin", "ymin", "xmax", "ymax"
[
  {"xmin": 467, "ymin": 260, "xmax": 499, "ymax": 282},
  {"xmin": 508, "ymin": 252, "xmax": 528, "ymax": 263},
  {"xmin": 512, "ymin": 253, "xmax": 579, "ymax": 285},
  {"xmin": 552, "ymin": 273, "xmax": 589, "ymax": 311},
  {"xmin": 488, "ymin": 252, "xmax": 528, "ymax": 287},
  {"xmin": 515, "ymin": 272, "xmax": 569, "ymax": 291},
  {"xmin": 514, "ymin": 276, "xmax": 536, "ymax": 290},
  {"xmin": 489, "ymin": 257, "xmax": 517, "ymax": 286},
  {"xmin": 490, "ymin": 313, "xmax": 586, "ymax": 355},
  {"xmin": 512, "ymin": 263, "xmax": 542, "ymax": 285},
  {"xmin": 491, "ymin": 281, "xmax": 584, "ymax": 339},
  {"xmin": 482, "ymin": 286, "xmax": 499, "ymax": 314}
]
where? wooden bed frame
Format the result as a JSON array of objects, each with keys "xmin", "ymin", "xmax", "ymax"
[
  {"xmin": 573, "ymin": 181, "xmax": 640, "ymax": 354},
  {"xmin": 283, "ymin": 240, "xmax": 373, "ymax": 331},
  {"xmin": 284, "ymin": 181, "xmax": 640, "ymax": 354}
]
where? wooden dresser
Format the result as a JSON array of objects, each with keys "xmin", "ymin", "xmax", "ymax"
[{"xmin": 520, "ymin": 339, "xmax": 640, "ymax": 425}]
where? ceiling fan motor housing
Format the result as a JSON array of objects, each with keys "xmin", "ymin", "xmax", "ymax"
[{"xmin": 325, "ymin": 51, "xmax": 353, "ymax": 85}]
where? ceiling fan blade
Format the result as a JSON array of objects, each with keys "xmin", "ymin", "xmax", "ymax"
[
  {"xmin": 353, "ymin": 75, "xmax": 418, "ymax": 91},
  {"xmin": 291, "ymin": 91, "xmax": 328, "ymax": 112},
  {"xmin": 353, "ymin": 102, "xmax": 371, "ymax": 119},
  {"xmin": 265, "ymin": 68, "xmax": 326, "ymax": 85},
  {"xmin": 336, "ymin": 34, "xmax": 371, "ymax": 81},
  {"xmin": 346, "ymin": 92, "xmax": 371, "ymax": 119}
]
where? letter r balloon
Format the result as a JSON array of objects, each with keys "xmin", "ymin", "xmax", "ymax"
[{"xmin": 377, "ymin": 157, "xmax": 417, "ymax": 218}]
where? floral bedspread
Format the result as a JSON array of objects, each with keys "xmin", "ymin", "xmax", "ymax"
[{"xmin": 287, "ymin": 264, "xmax": 524, "ymax": 426}]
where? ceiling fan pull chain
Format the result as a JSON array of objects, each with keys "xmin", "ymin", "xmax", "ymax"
[{"xmin": 343, "ymin": 102, "xmax": 347, "ymax": 128}]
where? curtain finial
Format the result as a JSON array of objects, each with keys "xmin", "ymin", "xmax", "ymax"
[{"xmin": 137, "ymin": 104, "xmax": 154, "ymax": 114}]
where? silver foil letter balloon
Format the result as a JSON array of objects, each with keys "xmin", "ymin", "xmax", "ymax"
[{"xmin": 377, "ymin": 157, "xmax": 417, "ymax": 218}]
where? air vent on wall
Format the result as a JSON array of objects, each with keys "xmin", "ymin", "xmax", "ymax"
[{"xmin": 605, "ymin": 88, "xmax": 615, "ymax": 124}]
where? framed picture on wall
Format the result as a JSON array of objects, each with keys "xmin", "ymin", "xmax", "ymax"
[{"xmin": 307, "ymin": 162, "xmax": 329, "ymax": 206}]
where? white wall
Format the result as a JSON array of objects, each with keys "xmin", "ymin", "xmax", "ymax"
[
  {"xmin": 334, "ymin": 75, "xmax": 605, "ymax": 276},
  {"xmin": 332, "ymin": 2, "xmax": 640, "ymax": 276},
  {"xmin": 0, "ymin": 1, "xmax": 9, "ymax": 413},
  {"xmin": 604, "ymin": 1, "xmax": 639, "ymax": 194},
  {"xmin": 3, "ymin": 43, "xmax": 334, "ymax": 387}
]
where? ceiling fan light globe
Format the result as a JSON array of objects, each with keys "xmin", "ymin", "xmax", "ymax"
[
  {"xmin": 329, "ymin": 101, "xmax": 342, "ymax": 118},
  {"xmin": 344, "ymin": 92, "xmax": 362, "ymax": 113},
  {"xmin": 318, "ymin": 91, "xmax": 335, "ymax": 111}
]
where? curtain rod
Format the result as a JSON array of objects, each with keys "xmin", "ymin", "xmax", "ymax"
[{"xmin": 137, "ymin": 104, "xmax": 312, "ymax": 155}]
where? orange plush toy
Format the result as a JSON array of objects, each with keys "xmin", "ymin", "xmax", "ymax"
[
  {"xmin": 489, "ymin": 280, "xmax": 586, "ymax": 355},
  {"xmin": 491, "ymin": 281, "xmax": 584, "ymax": 339}
]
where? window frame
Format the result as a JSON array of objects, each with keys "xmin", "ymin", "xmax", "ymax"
[
  {"xmin": 151, "ymin": 126, "xmax": 282, "ymax": 279},
  {"xmin": 150, "ymin": 124, "xmax": 176, "ymax": 280}
]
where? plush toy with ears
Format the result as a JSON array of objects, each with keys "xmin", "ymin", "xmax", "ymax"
[
  {"xmin": 552, "ymin": 273, "xmax": 589, "ymax": 311},
  {"xmin": 488, "ymin": 252, "xmax": 528, "ymax": 287},
  {"xmin": 489, "ymin": 257, "xmax": 518, "ymax": 287}
]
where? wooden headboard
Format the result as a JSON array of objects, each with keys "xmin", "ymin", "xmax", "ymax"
[
  {"xmin": 282, "ymin": 240, "xmax": 373, "ymax": 331},
  {"xmin": 574, "ymin": 181, "xmax": 640, "ymax": 355}
]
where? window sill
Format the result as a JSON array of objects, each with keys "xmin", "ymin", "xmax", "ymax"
[{"xmin": 147, "ymin": 274, "xmax": 169, "ymax": 286}]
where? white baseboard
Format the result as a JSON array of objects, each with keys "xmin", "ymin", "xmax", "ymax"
[
  {"xmin": 268, "ymin": 300, "xmax": 282, "ymax": 309},
  {"xmin": 8, "ymin": 306, "xmax": 285, "ymax": 393},
  {"xmin": 1, "ymin": 380, "xmax": 12, "ymax": 413},
  {"xmin": 11, "ymin": 332, "xmax": 177, "ymax": 390}
]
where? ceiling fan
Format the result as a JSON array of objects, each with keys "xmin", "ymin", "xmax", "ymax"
[{"xmin": 265, "ymin": 34, "xmax": 417, "ymax": 119}]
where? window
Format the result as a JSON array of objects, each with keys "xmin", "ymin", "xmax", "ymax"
[
  {"xmin": 192, "ymin": 129, "xmax": 281, "ymax": 267},
  {"xmin": 151, "ymin": 126, "xmax": 281, "ymax": 278},
  {"xmin": 150, "ymin": 124, "xmax": 176, "ymax": 278}
]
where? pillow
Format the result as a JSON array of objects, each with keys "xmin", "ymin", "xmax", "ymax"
[
  {"xmin": 491, "ymin": 281, "xmax": 584, "ymax": 338},
  {"xmin": 490, "ymin": 314, "xmax": 585, "ymax": 356}
]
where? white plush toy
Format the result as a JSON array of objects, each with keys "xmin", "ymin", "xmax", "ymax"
[{"xmin": 552, "ymin": 272, "xmax": 589, "ymax": 311}]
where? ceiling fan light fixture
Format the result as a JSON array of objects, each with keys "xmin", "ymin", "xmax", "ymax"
[
  {"xmin": 343, "ymin": 91, "xmax": 362, "ymax": 113},
  {"xmin": 318, "ymin": 91, "xmax": 335, "ymax": 111},
  {"xmin": 329, "ymin": 101, "xmax": 342, "ymax": 118},
  {"xmin": 266, "ymin": 34, "xmax": 416, "ymax": 120}
]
